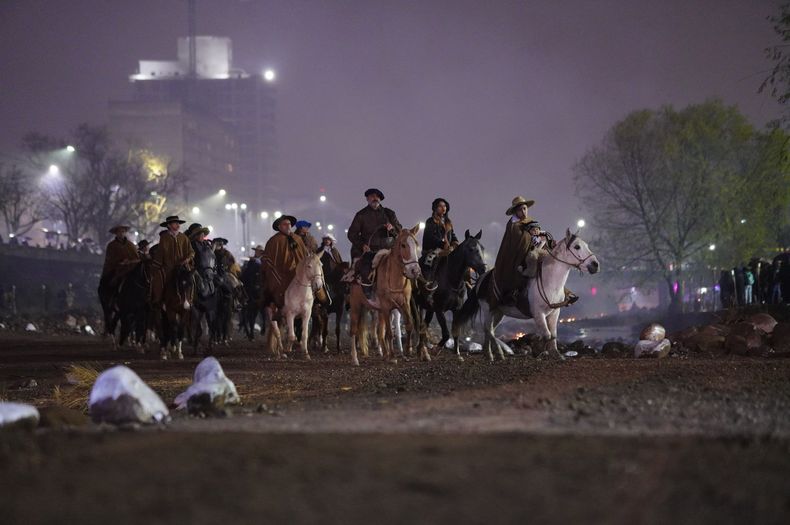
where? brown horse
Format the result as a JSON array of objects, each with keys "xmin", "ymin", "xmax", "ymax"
[
  {"xmin": 156, "ymin": 265, "xmax": 195, "ymax": 360},
  {"xmin": 348, "ymin": 225, "xmax": 430, "ymax": 366}
]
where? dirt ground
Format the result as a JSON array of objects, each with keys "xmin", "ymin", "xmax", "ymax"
[{"xmin": 1, "ymin": 333, "xmax": 790, "ymax": 524}]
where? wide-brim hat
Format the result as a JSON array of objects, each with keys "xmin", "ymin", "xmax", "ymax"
[
  {"xmin": 322, "ymin": 233, "xmax": 337, "ymax": 242},
  {"xmin": 253, "ymin": 244, "xmax": 265, "ymax": 253},
  {"xmin": 190, "ymin": 227, "xmax": 211, "ymax": 239},
  {"xmin": 364, "ymin": 188, "xmax": 385, "ymax": 200},
  {"xmin": 506, "ymin": 196, "xmax": 535, "ymax": 216},
  {"xmin": 432, "ymin": 198, "xmax": 450, "ymax": 213},
  {"xmin": 184, "ymin": 222, "xmax": 202, "ymax": 236},
  {"xmin": 524, "ymin": 220, "xmax": 541, "ymax": 230},
  {"xmin": 108, "ymin": 225, "xmax": 131, "ymax": 234},
  {"xmin": 212, "ymin": 237, "xmax": 229, "ymax": 245},
  {"xmin": 295, "ymin": 220, "xmax": 312, "ymax": 229},
  {"xmin": 272, "ymin": 215, "xmax": 297, "ymax": 231},
  {"xmin": 159, "ymin": 215, "xmax": 186, "ymax": 227},
  {"xmin": 137, "ymin": 239, "xmax": 150, "ymax": 248}
]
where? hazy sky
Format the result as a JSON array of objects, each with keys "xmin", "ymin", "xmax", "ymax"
[{"xmin": 0, "ymin": 0, "xmax": 783, "ymax": 255}]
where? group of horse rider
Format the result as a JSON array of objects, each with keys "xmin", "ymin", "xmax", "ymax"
[{"xmin": 98, "ymin": 188, "xmax": 577, "ymax": 338}]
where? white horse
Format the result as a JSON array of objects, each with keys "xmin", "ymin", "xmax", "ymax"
[
  {"xmin": 268, "ymin": 253, "xmax": 325, "ymax": 360},
  {"xmin": 453, "ymin": 229, "xmax": 599, "ymax": 361}
]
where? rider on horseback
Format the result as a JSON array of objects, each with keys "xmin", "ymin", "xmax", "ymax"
[
  {"xmin": 493, "ymin": 197, "xmax": 578, "ymax": 307},
  {"xmin": 261, "ymin": 214, "xmax": 307, "ymax": 309},
  {"xmin": 150, "ymin": 215, "xmax": 194, "ymax": 306},
  {"xmin": 420, "ymin": 197, "xmax": 457, "ymax": 294},
  {"xmin": 99, "ymin": 225, "xmax": 140, "ymax": 317},
  {"xmin": 346, "ymin": 188, "xmax": 402, "ymax": 292},
  {"xmin": 295, "ymin": 220, "xmax": 319, "ymax": 253}
]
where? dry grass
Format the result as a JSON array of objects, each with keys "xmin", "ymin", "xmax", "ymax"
[{"xmin": 52, "ymin": 363, "xmax": 101, "ymax": 411}]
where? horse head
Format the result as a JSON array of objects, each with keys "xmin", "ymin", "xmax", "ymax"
[
  {"xmin": 300, "ymin": 253, "xmax": 325, "ymax": 292},
  {"xmin": 558, "ymin": 228, "xmax": 600, "ymax": 274},
  {"xmin": 460, "ymin": 229, "xmax": 487, "ymax": 274},
  {"xmin": 394, "ymin": 225, "xmax": 422, "ymax": 279}
]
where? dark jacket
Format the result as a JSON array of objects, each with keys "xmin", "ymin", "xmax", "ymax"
[
  {"xmin": 347, "ymin": 205, "xmax": 402, "ymax": 259},
  {"xmin": 422, "ymin": 216, "xmax": 458, "ymax": 253}
]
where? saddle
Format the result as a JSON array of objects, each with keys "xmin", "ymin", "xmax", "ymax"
[{"xmin": 342, "ymin": 250, "xmax": 390, "ymax": 299}]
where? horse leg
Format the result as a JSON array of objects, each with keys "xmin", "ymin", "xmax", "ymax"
[
  {"xmin": 379, "ymin": 310, "xmax": 393, "ymax": 362},
  {"xmin": 434, "ymin": 310, "xmax": 458, "ymax": 360},
  {"xmin": 544, "ymin": 309, "xmax": 564, "ymax": 360},
  {"xmin": 335, "ymin": 305, "xmax": 344, "ymax": 355},
  {"xmin": 284, "ymin": 311, "xmax": 296, "ymax": 356},
  {"xmin": 301, "ymin": 310, "xmax": 312, "ymax": 361},
  {"xmin": 534, "ymin": 311, "xmax": 562, "ymax": 359},
  {"xmin": 349, "ymin": 294, "xmax": 361, "ymax": 367},
  {"xmin": 489, "ymin": 311, "xmax": 511, "ymax": 360},
  {"xmin": 391, "ymin": 309, "xmax": 404, "ymax": 357}
]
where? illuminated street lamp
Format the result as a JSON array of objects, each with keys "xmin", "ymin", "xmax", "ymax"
[
  {"xmin": 274, "ymin": 211, "xmax": 282, "ymax": 219},
  {"xmin": 48, "ymin": 164, "xmax": 59, "ymax": 175},
  {"xmin": 319, "ymin": 195, "xmax": 327, "ymax": 203},
  {"xmin": 709, "ymin": 244, "xmax": 716, "ymax": 251},
  {"xmin": 240, "ymin": 203, "xmax": 247, "ymax": 210},
  {"xmin": 260, "ymin": 211, "xmax": 269, "ymax": 219},
  {"xmin": 231, "ymin": 202, "xmax": 238, "ymax": 210},
  {"xmin": 218, "ymin": 189, "xmax": 227, "ymax": 197},
  {"xmin": 65, "ymin": 145, "xmax": 75, "ymax": 153},
  {"xmin": 327, "ymin": 224, "xmax": 334, "ymax": 231},
  {"xmin": 225, "ymin": 203, "xmax": 232, "ymax": 211},
  {"xmin": 577, "ymin": 219, "xmax": 586, "ymax": 228},
  {"xmin": 263, "ymin": 69, "xmax": 276, "ymax": 82},
  {"xmin": 192, "ymin": 206, "xmax": 200, "ymax": 215},
  {"xmin": 419, "ymin": 222, "xmax": 426, "ymax": 230}
]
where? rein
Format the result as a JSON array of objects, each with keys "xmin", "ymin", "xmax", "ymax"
[{"xmin": 535, "ymin": 242, "xmax": 595, "ymax": 309}]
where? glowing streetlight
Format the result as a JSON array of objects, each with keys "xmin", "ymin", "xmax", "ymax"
[
  {"xmin": 274, "ymin": 211, "xmax": 282, "ymax": 219},
  {"xmin": 260, "ymin": 211, "xmax": 269, "ymax": 219},
  {"xmin": 315, "ymin": 221, "xmax": 321, "ymax": 227},
  {"xmin": 192, "ymin": 206, "xmax": 200, "ymax": 215},
  {"xmin": 419, "ymin": 222, "xmax": 426, "ymax": 230},
  {"xmin": 327, "ymin": 224, "xmax": 334, "ymax": 231},
  {"xmin": 240, "ymin": 203, "xmax": 247, "ymax": 210},
  {"xmin": 225, "ymin": 203, "xmax": 232, "ymax": 211},
  {"xmin": 207, "ymin": 225, "xmax": 213, "ymax": 233},
  {"xmin": 48, "ymin": 164, "xmax": 59, "ymax": 175},
  {"xmin": 577, "ymin": 219, "xmax": 586, "ymax": 228},
  {"xmin": 263, "ymin": 69, "xmax": 276, "ymax": 82},
  {"xmin": 319, "ymin": 195, "xmax": 326, "ymax": 203},
  {"xmin": 218, "ymin": 189, "xmax": 227, "ymax": 197},
  {"xmin": 231, "ymin": 202, "xmax": 238, "ymax": 210},
  {"xmin": 709, "ymin": 244, "xmax": 716, "ymax": 251},
  {"xmin": 740, "ymin": 219, "xmax": 747, "ymax": 224},
  {"xmin": 65, "ymin": 145, "xmax": 75, "ymax": 153}
]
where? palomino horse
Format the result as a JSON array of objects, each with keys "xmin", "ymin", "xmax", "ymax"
[
  {"xmin": 267, "ymin": 253, "xmax": 325, "ymax": 359},
  {"xmin": 348, "ymin": 225, "xmax": 429, "ymax": 366},
  {"xmin": 453, "ymin": 229, "xmax": 599, "ymax": 361},
  {"xmin": 416, "ymin": 230, "xmax": 487, "ymax": 361}
]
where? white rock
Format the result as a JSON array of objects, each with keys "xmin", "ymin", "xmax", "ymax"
[
  {"xmin": 65, "ymin": 315, "xmax": 77, "ymax": 328},
  {"xmin": 466, "ymin": 342, "xmax": 483, "ymax": 353},
  {"xmin": 634, "ymin": 338, "xmax": 671, "ymax": 358},
  {"xmin": 174, "ymin": 357, "xmax": 240, "ymax": 410},
  {"xmin": 89, "ymin": 366, "xmax": 169, "ymax": 424},
  {"xmin": 444, "ymin": 338, "xmax": 455, "ymax": 349},
  {"xmin": 84, "ymin": 325, "xmax": 95, "ymax": 336},
  {"xmin": 25, "ymin": 323, "xmax": 37, "ymax": 332},
  {"xmin": 0, "ymin": 402, "xmax": 40, "ymax": 428}
]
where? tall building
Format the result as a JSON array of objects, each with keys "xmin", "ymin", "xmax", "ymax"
[{"xmin": 111, "ymin": 36, "xmax": 276, "ymax": 207}]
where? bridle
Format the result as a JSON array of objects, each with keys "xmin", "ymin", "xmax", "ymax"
[
  {"xmin": 536, "ymin": 235, "xmax": 596, "ymax": 309},
  {"xmin": 543, "ymin": 233, "xmax": 596, "ymax": 271}
]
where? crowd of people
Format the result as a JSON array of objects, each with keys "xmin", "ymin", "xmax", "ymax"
[{"xmin": 718, "ymin": 256, "xmax": 790, "ymax": 308}]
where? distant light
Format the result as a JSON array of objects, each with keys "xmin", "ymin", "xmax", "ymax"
[
  {"xmin": 240, "ymin": 203, "xmax": 247, "ymax": 210},
  {"xmin": 274, "ymin": 211, "xmax": 282, "ymax": 219},
  {"xmin": 260, "ymin": 211, "xmax": 269, "ymax": 219},
  {"xmin": 150, "ymin": 191, "xmax": 158, "ymax": 196},
  {"xmin": 231, "ymin": 202, "xmax": 238, "ymax": 210},
  {"xmin": 133, "ymin": 231, "xmax": 139, "ymax": 237},
  {"xmin": 263, "ymin": 69, "xmax": 276, "ymax": 82},
  {"xmin": 700, "ymin": 287, "xmax": 708, "ymax": 294},
  {"xmin": 591, "ymin": 286, "xmax": 597, "ymax": 296},
  {"xmin": 8, "ymin": 233, "xmax": 14, "ymax": 238},
  {"xmin": 344, "ymin": 229, "xmax": 348, "ymax": 233},
  {"xmin": 709, "ymin": 244, "xmax": 716, "ymax": 251},
  {"xmin": 419, "ymin": 222, "xmax": 426, "ymax": 230},
  {"xmin": 218, "ymin": 189, "xmax": 227, "ymax": 197},
  {"xmin": 319, "ymin": 195, "xmax": 326, "ymax": 203},
  {"xmin": 207, "ymin": 225, "xmax": 213, "ymax": 232},
  {"xmin": 315, "ymin": 221, "xmax": 321, "ymax": 227},
  {"xmin": 65, "ymin": 145, "xmax": 75, "ymax": 153},
  {"xmin": 327, "ymin": 224, "xmax": 334, "ymax": 231},
  {"xmin": 577, "ymin": 219, "xmax": 586, "ymax": 228},
  {"xmin": 48, "ymin": 164, "xmax": 59, "ymax": 175},
  {"xmin": 192, "ymin": 206, "xmax": 200, "ymax": 214},
  {"xmin": 740, "ymin": 219, "xmax": 746, "ymax": 224}
]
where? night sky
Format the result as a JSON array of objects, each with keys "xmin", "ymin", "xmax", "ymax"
[{"xmin": 0, "ymin": 0, "xmax": 782, "ymax": 251}]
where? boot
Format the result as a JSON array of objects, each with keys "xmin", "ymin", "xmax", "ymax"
[{"xmin": 564, "ymin": 288, "xmax": 579, "ymax": 305}]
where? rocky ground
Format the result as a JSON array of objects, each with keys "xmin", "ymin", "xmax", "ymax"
[{"xmin": 1, "ymin": 327, "xmax": 790, "ymax": 524}]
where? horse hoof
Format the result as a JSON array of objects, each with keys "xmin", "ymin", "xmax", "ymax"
[
  {"xmin": 351, "ymin": 358, "xmax": 360, "ymax": 367},
  {"xmin": 457, "ymin": 355, "xmax": 465, "ymax": 363},
  {"xmin": 159, "ymin": 350, "xmax": 168, "ymax": 361},
  {"xmin": 176, "ymin": 351, "xmax": 184, "ymax": 360}
]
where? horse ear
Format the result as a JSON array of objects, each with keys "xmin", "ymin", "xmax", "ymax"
[
  {"xmin": 464, "ymin": 229, "xmax": 470, "ymax": 240},
  {"xmin": 566, "ymin": 228, "xmax": 572, "ymax": 239},
  {"xmin": 474, "ymin": 229, "xmax": 482, "ymax": 240},
  {"xmin": 411, "ymin": 223, "xmax": 421, "ymax": 235}
]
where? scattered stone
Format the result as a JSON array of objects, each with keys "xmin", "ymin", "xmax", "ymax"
[
  {"xmin": 0, "ymin": 402, "xmax": 40, "ymax": 430},
  {"xmin": 640, "ymin": 323, "xmax": 666, "ymax": 342},
  {"xmin": 563, "ymin": 350, "xmax": 579, "ymax": 358},
  {"xmin": 65, "ymin": 315, "xmax": 78, "ymax": 330},
  {"xmin": 444, "ymin": 338, "xmax": 455, "ymax": 349},
  {"xmin": 601, "ymin": 341, "xmax": 629, "ymax": 356},
  {"xmin": 725, "ymin": 322, "xmax": 766, "ymax": 356},
  {"xmin": 686, "ymin": 332, "xmax": 726, "ymax": 354},
  {"xmin": 747, "ymin": 313, "xmax": 778, "ymax": 335},
  {"xmin": 634, "ymin": 338, "xmax": 671, "ymax": 358},
  {"xmin": 465, "ymin": 342, "xmax": 483, "ymax": 353},
  {"xmin": 174, "ymin": 357, "xmax": 240, "ymax": 416},
  {"xmin": 83, "ymin": 325, "xmax": 96, "ymax": 336},
  {"xmin": 89, "ymin": 365, "xmax": 169, "ymax": 425},
  {"xmin": 771, "ymin": 323, "xmax": 790, "ymax": 352},
  {"xmin": 25, "ymin": 323, "xmax": 37, "ymax": 332}
]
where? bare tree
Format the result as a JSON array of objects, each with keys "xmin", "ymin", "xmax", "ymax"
[{"xmin": 0, "ymin": 163, "xmax": 44, "ymax": 236}]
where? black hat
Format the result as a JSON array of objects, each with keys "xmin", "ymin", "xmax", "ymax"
[
  {"xmin": 137, "ymin": 239, "xmax": 150, "ymax": 249},
  {"xmin": 432, "ymin": 198, "xmax": 450, "ymax": 213},
  {"xmin": 364, "ymin": 188, "xmax": 385, "ymax": 200},
  {"xmin": 159, "ymin": 215, "xmax": 186, "ymax": 227},
  {"xmin": 272, "ymin": 215, "xmax": 298, "ymax": 231},
  {"xmin": 184, "ymin": 222, "xmax": 202, "ymax": 236},
  {"xmin": 108, "ymin": 224, "xmax": 131, "ymax": 234},
  {"xmin": 212, "ymin": 237, "xmax": 229, "ymax": 245}
]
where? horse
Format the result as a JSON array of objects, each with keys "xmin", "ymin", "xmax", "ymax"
[
  {"xmin": 310, "ymin": 260, "xmax": 350, "ymax": 354},
  {"xmin": 115, "ymin": 261, "xmax": 151, "ymax": 350},
  {"xmin": 266, "ymin": 253, "xmax": 324, "ymax": 359},
  {"xmin": 348, "ymin": 225, "xmax": 430, "ymax": 366},
  {"xmin": 240, "ymin": 258, "xmax": 265, "ymax": 340},
  {"xmin": 416, "ymin": 230, "xmax": 486, "ymax": 361},
  {"xmin": 189, "ymin": 241, "xmax": 218, "ymax": 354},
  {"xmin": 453, "ymin": 229, "xmax": 599, "ymax": 361},
  {"xmin": 157, "ymin": 264, "xmax": 196, "ymax": 360}
]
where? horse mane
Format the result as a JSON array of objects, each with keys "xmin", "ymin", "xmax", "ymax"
[{"xmin": 372, "ymin": 249, "xmax": 390, "ymax": 269}]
